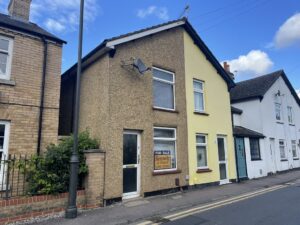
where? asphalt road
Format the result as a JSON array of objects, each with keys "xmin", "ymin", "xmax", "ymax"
[{"xmin": 165, "ymin": 182, "xmax": 300, "ymax": 225}]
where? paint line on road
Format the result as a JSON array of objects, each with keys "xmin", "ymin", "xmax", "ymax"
[{"xmin": 137, "ymin": 184, "xmax": 288, "ymax": 225}]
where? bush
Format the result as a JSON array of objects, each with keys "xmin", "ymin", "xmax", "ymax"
[{"xmin": 22, "ymin": 131, "xmax": 99, "ymax": 195}]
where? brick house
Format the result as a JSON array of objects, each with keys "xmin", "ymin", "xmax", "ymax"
[
  {"xmin": 0, "ymin": 0, "xmax": 65, "ymax": 160},
  {"xmin": 59, "ymin": 18, "xmax": 235, "ymax": 203}
]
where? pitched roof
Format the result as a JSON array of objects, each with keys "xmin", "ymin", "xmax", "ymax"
[
  {"xmin": 62, "ymin": 18, "xmax": 235, "ymax": 88},
  {"xmin": 230, "ymin": 70, "xmax": 300, "ymax": 106},
  {"xmin": 233, "ymin": 126, "xmax": 265, "ymax": 138},
  {"xmin": 0, "ymin": 13, "xmax": 66, "ymax": 44},
  {"xmin": 231, "ymin": 106, "xmax": 243, "ymax": 114}
]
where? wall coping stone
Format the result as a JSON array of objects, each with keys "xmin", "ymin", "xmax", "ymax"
[{"xmin": 83, "ymin": 149, "xmax": 105, "ymax": 154}]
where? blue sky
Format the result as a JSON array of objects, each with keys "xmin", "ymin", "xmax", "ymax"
[{"xmin": 0, "ymin": 0, "xmax": 300, "ymax": 95}]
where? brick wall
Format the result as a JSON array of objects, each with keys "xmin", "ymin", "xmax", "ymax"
[
  {"xmin": 0, "ymin": 28, "xmax": 62, "ymax": 155},
  {"xmin": 0, "ymin": 191, "xmax": 86, "ymax": 225}
]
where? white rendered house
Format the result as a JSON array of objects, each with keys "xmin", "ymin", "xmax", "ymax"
[{"xmin": 231, "ymin": 70, "xmax": 300, "ymax": 179}]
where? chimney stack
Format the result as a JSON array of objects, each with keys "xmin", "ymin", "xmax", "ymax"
[
  {"xmin": 223, "ymin": 61, "xmax": 235, "ymax": 80},
  {"xmin": 8, "ymin": 0, "xmax": 32, "ymax": 22}
]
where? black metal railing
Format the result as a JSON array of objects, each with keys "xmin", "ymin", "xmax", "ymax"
[{"xmin": 0, "ymin": 154, "xmax": 29, "ymax": 199}]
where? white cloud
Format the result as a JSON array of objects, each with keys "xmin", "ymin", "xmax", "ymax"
[
  {"xmin": 31, "ymin": 0, "xmax": 99, "ymax": 33},
  {"xmin": 274, "ymin": 13, "xmax": 300, "ymax": 48},
  {"xmin": 44, "ymin": 18, "xmax": 65, "ymax": 33},
  {"xmin": 137, "ymin": 6, "xmax": 169, "ymax": 21},
  {"xmin": 296, "ymin": 89, "xmax": 300, "ymax": 99},
  {"xmin": 222, "ymin": 50, "xmax": 274, "ymax": 78}
]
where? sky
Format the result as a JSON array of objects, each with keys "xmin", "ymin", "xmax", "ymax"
[{"xmin": 0, "ymin": 0, "xmax": 300, "ymax": 97}]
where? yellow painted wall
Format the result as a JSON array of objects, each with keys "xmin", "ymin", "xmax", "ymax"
[{"xmin": 183, "ymin": 31, "xmax": 237, "ymax": 185}]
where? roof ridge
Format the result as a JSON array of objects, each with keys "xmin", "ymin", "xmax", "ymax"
[{"xmin": 235, "ymin": 69, "xmax": 283, "ymax": 84}]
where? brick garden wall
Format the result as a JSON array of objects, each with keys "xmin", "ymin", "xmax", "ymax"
[{"xmin": 0, "ymin": 191, "xmax": 86, "ymax": 225}]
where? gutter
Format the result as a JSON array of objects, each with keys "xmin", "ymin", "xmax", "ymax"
[{"xmin": 36, "ymin": 37, "xmax": 48, "ymax": 155}]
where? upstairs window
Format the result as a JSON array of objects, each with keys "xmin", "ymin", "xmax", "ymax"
[
  {"xmin": 287, "ymin": 106, "xmax": 294, "ymax": 124},
  {"xmin": 152, "ymin": 67, "xmax": 175, "ymax": 110},
  {"xmin": 193, "ymin": 79, "xmax": 205, "ymax": 112},
  {"xmin": 279, "ymin": 140, "xmax": 286, "ymax": 160},
  {"xmin": 0, "ymin": 36, "xmax": 13, "ymax": 80},
  {"xmin": 275, "ymin": 103, "xmax": 282, "ymax": 121},
  {"xmin": 249, "ymin": 138, "xmax": 261, "ymax": 160}
]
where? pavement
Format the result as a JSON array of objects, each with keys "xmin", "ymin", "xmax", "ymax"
[{"xmin": 24, "ymin": 170, "xmax": 300, "ymax": 225}]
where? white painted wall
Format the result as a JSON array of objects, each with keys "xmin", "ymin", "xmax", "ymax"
[{"xmin": 232, "ymin": 76, "xmax": 300, "ymax": 178}]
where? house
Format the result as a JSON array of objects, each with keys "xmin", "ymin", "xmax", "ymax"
[
  {"xmin": 184, "ymin": 35, "xmax": 236, "ymax": 186},
  {"xmin": 231, "ymin": 70, "xmax": 300, "ymax": 179},
  {"xmin": 0, "ymin": 0, "xmax": 65, "ymax": 162},
  {"xmin": 59, "ymin": 17, "xmax": 237, "ymax": 202}
]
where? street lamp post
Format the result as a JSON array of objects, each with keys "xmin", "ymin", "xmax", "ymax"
[{"xmin": 65, "ymin": 0, "xmax": 84, "ymax": 219}]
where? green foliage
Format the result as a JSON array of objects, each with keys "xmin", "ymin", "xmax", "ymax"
[{"xmin": 21, "ymin": 131, "xmax": 99, "ymax": 195}]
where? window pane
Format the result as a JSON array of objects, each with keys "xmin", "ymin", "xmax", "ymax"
[
  {"xmin": 194, "ymin": 92, "xmax": 204, "ymax": 111},
  {"xmin": 219, "ymin": 163, "xmax": 227, "ymax": 180},
  {"xmin": 123, "ymin": 134, "xmax": 137, "ymax": 165},
  {"xmin": 154, "ymin": 140, "xmax": 176, "ymax": 170},
  {"xmin": 197, "ymin": 146, "xmax": 207, "ymax": 167},
  {"xmin": 0, "ymin": 137, "xmax": 4, "ymax": 149},
  {"xmin": 193, "ymin": 81, "xmax": 203, "ymax": 90},
  {"xmin": 275, "ymin": 103, "xmax": 281, "ymax": 120},
  {"xmin": 0, "ymin": 125, "xmax": 5, "ymax": 137},
  {"xmin": 153, "ymin": 68, "xmax": 173, "ymax": 82},
  {"xmin": 0, "ymin": 52, "xmax": 8, "ymax": 75},
  {"xmin": 154, "ymin": 128, "xmax": 174, "ymax": 138},
  {"xmin": 218, "ymin": 138, "xmax": 225, "ymax": 161},
  {"xmin": 0, "ymin": 39, "xmax": 9, "ymax": 51},
  {"xmin": 250, "ymin": 138, "xmax": 260, "ymax": 160},
  {"xmin": 153, "ymin": 80, "xmax": 174, "ymax": 109},
  {"xmin": 196, "ymin": 135, "xmax": 206, "ymax": 144}
]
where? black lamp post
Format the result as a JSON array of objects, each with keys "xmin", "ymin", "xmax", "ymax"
[{"xmin": 65, "ymin": 0, "xmax": 84, "ymax": 219}]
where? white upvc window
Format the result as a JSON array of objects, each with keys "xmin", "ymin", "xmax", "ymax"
[
  {"xmin": 287, "ymin": 106, "xmax": 294, "ymax": 124},
  {"xmin": 275, "ymin": 103, "xmax": 282, "ymax": 121},
  {"xmin": 279, "ymin": 140, "xmax": 286, "ymax": 160},
  {"xmin": 196, "ymin": 134, "xmax": 208, "ymax": 168},
  {"xmin": 0, "ymin": 36, "xmax": 13, "ymax": 80},
  {"xmin": 152, "ymin": 67, "xmax": 175, "ymax": 110},
  {"xmin": 292, "ymin": 140, "xmax": 298, "ymax": 159},
  {"xmin": 193, "ymin": 79, "xmax": 205, "ymax": 112},
  {"xmin": 153, "ymin": 127, "xmax": 177, "ymax": 171}
]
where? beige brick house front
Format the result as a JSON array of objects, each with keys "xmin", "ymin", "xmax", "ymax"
[{"xmin": 0, "ymin": 0, "xmax": 65, "ymax": 159}]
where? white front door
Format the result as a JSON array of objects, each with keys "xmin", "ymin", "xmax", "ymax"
[
  {"xmin": 217, "ymin": 136, "xmax": 229, "ymax": 185},
  {"xmin": 0, "ymin": 121, "xmax": 10, "ymax": 186},
  {"xmin": 122, "ymin": 131, "xmax": 141, "ymax": 199},
  {"xmin": 269, "ymin": 138, "xmax": 277, "ymax": 173}
]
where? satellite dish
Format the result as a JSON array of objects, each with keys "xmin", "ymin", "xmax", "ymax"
[{"xmin": 133, "ymin": 58, "xmax": 149, "ymax": 74}]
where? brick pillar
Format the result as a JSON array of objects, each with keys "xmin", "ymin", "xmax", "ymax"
[{"xmin": 83, "ymin": 149, "xmax": 105, "ymax": 207}]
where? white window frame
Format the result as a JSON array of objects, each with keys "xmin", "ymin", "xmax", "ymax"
[
  {"xmin": 275, "ymin": 103, "xmax": 282, "ymax": 122},
  {"xmin": 193, "ymin": 79, "xmax": 205, "ymax": 112},
  {"xmin": 196, "ymin": 134, "xmax": 208, "ymax": 169},
  {"xmin": 287, "ymin": 106, "xmax": 294, "ymax": 125},
  {"xmin": 153, "ymin": 127, "xmax": 177, "ymax": 172},
  {"xmin": 292, "ymin": 140, "xmax": 298, "ymax": 159},
  {"xmin": 0, "ymin": 36, "xmax": 13, "ymax": 80},
  {"xmin": 0, "ymin": 121, "xmax": 10, "ymax": 187},
  {"xmin": 152, "ymin": 67, "xmax": 175, "ymax": 111},
  {"xmin": 279, "ymin": 139, "xmax": 286, "ymax": 160}
]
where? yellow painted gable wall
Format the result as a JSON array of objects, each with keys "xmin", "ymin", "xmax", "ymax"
[{"xmin": 183, "ymin": 31, "xmax": 237, "ymax": 185}]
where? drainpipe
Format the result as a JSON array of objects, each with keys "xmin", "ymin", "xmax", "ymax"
[{"xmin": 37, "ymin": 37, "xmax": 48, "ymax": 155}]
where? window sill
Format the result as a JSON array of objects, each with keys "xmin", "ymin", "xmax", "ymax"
[
  {"xmin": 152, "ymin": 169, "xmax": 181, "ymax": 176},
  {"xmin": 153, "ymin": 107, "xmax": 179, "ymax": 113},
  {"xmin": 276, "ymin": 121, "xmax": 284, "ymax": 124},
  {"xmin": 293, "ymin": 158, "xmax": 299, "ymax": 161},
  {"xmin": 196, "ymin": 168, "xmax": 212, "ymax": 173},
  {"xmin": 251, "ymin": 158, "xmax": 262, "ymax": 161},
  {"xmin": 194, "ymin": 111, "xmax": 209, "ymax": 116},
  {"xmin": 0, "ymin": 79, "xmax": 15, "ymax": 86},
  {"xmin": 280, "ymin": 159, "xmax": 288, "ymax": 162}
]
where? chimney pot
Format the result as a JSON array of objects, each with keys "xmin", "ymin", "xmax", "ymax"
[{"xmin": 8, "ymin": 0, "xmax": 32, "ymax": 22}]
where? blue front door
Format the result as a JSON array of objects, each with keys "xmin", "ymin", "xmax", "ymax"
[{"xmin": 235, "ymin": 137, "xmax": 247, "ymax": 179}]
